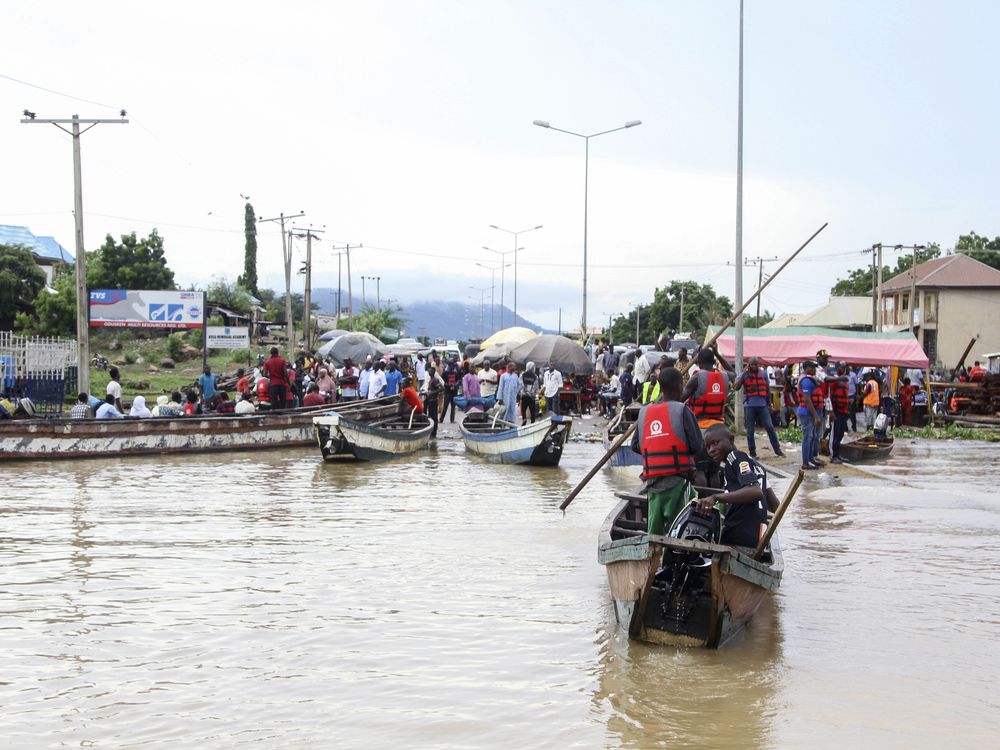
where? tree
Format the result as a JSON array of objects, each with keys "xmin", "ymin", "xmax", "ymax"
[
  {"xmin": 351, "ymin": 304, "xmax": 406, "ymax": 342},
  {"xmin": 0, "ymin": 244, "xmax": 47, "ymax": 330},
  {"xmin": 237, "ymin": 202, "xmax": 259, "ymax": 294},
  {"xmin": 205, "ymin": 277, "xmax": 253, "ymax": 313},
  {"xmin": 954, "ymin": 231, "xmax": 1000, "ymax": 271},
  {"xmin": 88, "ymin": 229, "xmax": 176, "ymax": 290},
  {"xmin": 830, "ymin": 243, "xmax": 941, "ymax": 296},
  {"xmin": 611, "ymin": 281, "xmax": 733, "ymax": 344},
  {"xmin": 269, "ymin": 292, "xmax": 317, "ymax": 325},
  {"xmin": 16, "ymin": 264, "xmax": 76, "ymax": 336},
  {"xmin": 745, "ymin": 310, "xmax": 775, "ymax": 328}
]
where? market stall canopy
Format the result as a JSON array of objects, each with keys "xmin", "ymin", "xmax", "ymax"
[
  {"xmin": 317, "ymin": 329, "xmax": 351, "ymax": 342},
  {"xmin": 472, "ymin": 342, "xmax": 517, "ymax": 367},
  {"xmin": 509, "ymin": 334, "xmax": 594, "ymax": 375},
  {"xmin": 480, "ymin": 326, "xmax": 537, "ymax": 350},
  {"xmin": 316, "ymin": 332, "xmax": 388, "ymax": 365},
  {"xmin": 708, "ymin": 326, "xmax": 929, "ymax": 369}
]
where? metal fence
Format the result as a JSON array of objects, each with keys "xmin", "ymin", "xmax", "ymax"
[{"xmin": 0, "ymin": 332, "xmax": 78, "ymax": 415}]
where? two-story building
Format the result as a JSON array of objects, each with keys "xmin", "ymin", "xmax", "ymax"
[{"xmin": 878, "ymin": 254, "xmax": 1000, "ymax": 368}]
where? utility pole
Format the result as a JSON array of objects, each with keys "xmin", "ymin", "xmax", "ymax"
[
  {"xmin": 376, "ymin": 277, "xmax": 381, "ymax": 312},
  {"xmin": 734, "ymin": 0, "xmax": 746, "ymax": 434},
  {"xmin": 335, "ymin": 251, "xmax": 343, "ymax": 326},
  {"xmin": 331, "ymin": 243, "xmax": 361, "ymax": 330},
  {"xmin": 679, "ymin": 285, "xmax": 686, "ymax": 334},
  {"xmin": 876, "ymin": 242, "xmax": 884, "ymax": 332},
  {"xmin": 292, "ymin": 225, "xmax": 324, "ymax": 351},
  {"xmin": 21, "ymin": 110, "xmax": 129, "ymax": 396},
  {"xmin": 635, "ymin": 304, "xmax": 641, "ymax": 345},
  {"xmin": 870, "ymin": 245, "xmax": 878, "ymax": 330},
  {"xmin": 259, "ymin": 210, "xmax": 305, "ymax": 355},
  {"xmin": 558, "ymin": 308, "xmax": 562, "ymax": 335},
  {"xmin": 361, "ymin": 276, "xmax": 367, "ymax": 308},
  {"xmin": 908, "ymin": 244, "xmax": 921, "ymax": 333}
]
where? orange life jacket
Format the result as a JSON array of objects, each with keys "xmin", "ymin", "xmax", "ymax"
[
  {"xmin": 640, "ymin": 401, "xmax": 695, "ymax": 479},
  {"xmin": 969, "ymin": 366, "xmax": 986, "ymax": 382},
  {"xmin": 690, "ymin": 370, "xmax": 727, "ymax": 421}
]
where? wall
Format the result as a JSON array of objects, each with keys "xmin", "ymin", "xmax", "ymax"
[{"xmin": 933, "ymin": 288, "xmax": 1000, "ymax": 367}]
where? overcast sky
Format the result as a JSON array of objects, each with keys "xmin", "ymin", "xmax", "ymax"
[{"xmin": 3, "ymin": 1, "xmax": 998, "ymax": 332}]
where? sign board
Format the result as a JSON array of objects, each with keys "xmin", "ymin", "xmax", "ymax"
[
  {"xmin": 206, "ymin": 326, "xmax": 250, "ymax": 349},
  {"xmin": 89, "ymin": 290, "xmax": 204, "ymax": 329}
]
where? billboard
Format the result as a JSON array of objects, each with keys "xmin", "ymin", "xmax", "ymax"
[
  {"xmin": 206, "ymin": 326, "xmax": 250, "ymax": 349},
  {"xmin": 89, "ymin": 290, "xmax": 204, "ymax": 329}
]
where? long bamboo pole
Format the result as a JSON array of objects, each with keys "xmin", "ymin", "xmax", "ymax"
[
  {"xmin": 559, "ymin": 222, "xmax": 828, "ymax": 512},
  {"xmin": 753, "ymin": 469, "xmax": 803, "ymax": 559}
]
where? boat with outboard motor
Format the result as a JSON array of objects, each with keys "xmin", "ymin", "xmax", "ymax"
[
  {"xmin": 0, "ymin": 395, "xmax": 403, "ymax": 461},
  {"xmin": 598, "ymin": 489, "xmax": 783, "ymax": 648},
  {"xmin": 313, "ymin": 406, "xmax": 434, "ymax": 461},
  {"xmin": 459, "ymin": 412, "xmax": 572, "ymax": 466}
]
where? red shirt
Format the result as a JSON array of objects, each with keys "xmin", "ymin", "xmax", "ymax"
[
  {"xmin": 236, "ymin": 376, "xmax": 250, "ymax": 394},
  {"xmin": 263, "ymin": 356, "xmax": 289, "ymax": 385},
  {"xmin": 302, "ymin": 392, "xmax": 326, "ymax": 407}
]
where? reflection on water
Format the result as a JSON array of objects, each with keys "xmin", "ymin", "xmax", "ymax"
[{"xmin": 1, "ymin": 438, "xmax": 998, "ymax": 747}]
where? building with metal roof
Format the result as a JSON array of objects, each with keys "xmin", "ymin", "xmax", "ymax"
[{"xmin": 0, "ymin": 224, "xmax": 74, "ymax": 284}]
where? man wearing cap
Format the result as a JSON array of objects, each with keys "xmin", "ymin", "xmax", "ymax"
[
  {"xmin": 828, "ymin": 361, "xmax": 852, "ymax": 463},
  {"xmin": 733, "ymin": 356, "xmax": 784, "ymax": 459},
  {"xmin": 796, "ymin": 360, "xmax": 823, "ymax": 470}
]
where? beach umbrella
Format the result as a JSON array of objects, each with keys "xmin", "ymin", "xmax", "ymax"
[
  {"xmin": 316, "ymin": 332, "xmax": 388, "ymax": 365},
  {"xmin": 480, "ymin": 326, "xmax": 537, "ymax": 350},
  {"xmin": 472, "ymin": 342, "xmax": 517, "ymax": 367},
  {"xmin": 317, "ymin": 328, "xmax": 351, "ymax": 342},
  {"xmin": 509, "ymin": 334, "xmax": 594, "ymax": 375}
]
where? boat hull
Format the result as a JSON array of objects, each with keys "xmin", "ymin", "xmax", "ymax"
[
  {"xmin": 598, "ymin": 497, "xmax": 783, "ymax": 648},
  {"xmin": 314, "ymin": 410, "xmax": 432, "ymax": 461},
  {"xmin": 459, "ymin": 415, "xmax": 571, "ymax": 466},
  {"xmin": 603, "ymin": 436, "xmax": 643, "ymax": 476}
]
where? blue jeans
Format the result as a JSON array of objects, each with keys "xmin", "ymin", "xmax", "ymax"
[
  {"xmin": 812, "ymin": 409, "xmax": 825, "ymax": 458},
  {"xmin": 801, "ymin": 416, "xmax": 817, "ymax": 466},
  {"xmin": 745, "ymin": 404, "xmax": 781, "ymax": 455}
]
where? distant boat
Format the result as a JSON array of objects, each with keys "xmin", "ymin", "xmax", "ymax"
[
  {"xmin": 459, "ymin": 413, "xmax": 572, "ymax": 466},
  {"xmin": 603, "ymin": 402, "xmax": 642, "ymax": 476},
  {"xmin": 313, "ymin": 408, "xmax": 433, "ymax": 461},
  {"xmin": 0, "ymin": 396, "xmax": 402, "ymax": 461}
]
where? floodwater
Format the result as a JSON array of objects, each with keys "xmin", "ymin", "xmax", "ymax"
[{"xmin": 1, "ymin": 435, "xmax": 998, "ymax": 748}]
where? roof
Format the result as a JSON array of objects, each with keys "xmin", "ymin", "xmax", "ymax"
[
  {"xmin": 0, "ymin": 224, "xmax": 74, "ymax": 263},
  {"xmin": 762, "ymin": 312, "xmax": 804, "ymax": 329},
  {"xmin": 880, "ymin": 254, "xmax": 1000, "ymax": 292},
  {"xmin": 794, "ymin": 296, "xmax": 872, "ymax": 329},
  {"xmin": 706, "ymin": 325, "xmax": 929, "ymax": 368}
]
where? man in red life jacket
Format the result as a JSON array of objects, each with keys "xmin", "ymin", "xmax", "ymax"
[
  {"xmin": 828, "ymin": 361, "xmax": 852, "ymax": 463},
  {"xmin": 631, "ymin": 368, "xmax": 705, "ymax": 535},
  {"xmin": 262, "ymin": 347, "xmax": 290, "ymax": 410},
  {"xmin": 733, "ymin": 356, "xmax": 784, "ymax": 459},
  {"xmin": 255, "ymin": 376, "xmax": 271, "ymax": 409},
  {"xmin": 968, "ymin": 361, "xmax": 986, "ymax": 382},
  {"xmin": 682, "ymin": 346, "xmax": 734, "ymax": 430}
]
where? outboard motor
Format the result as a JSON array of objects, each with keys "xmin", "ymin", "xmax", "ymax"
[
  {"xmin": 873, "ymin": 412, "xmax": 890, "ymax": 441},
  {"xmin": 656, "ymin": 501, "xmax": 722, "ymax": 627}
]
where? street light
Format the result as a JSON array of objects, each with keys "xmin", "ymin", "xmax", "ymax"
[
  {"xmin": 468, "ymin": 285, "xmax": 488, "ymax": 339},
  {"xmin": 483, "ymin": 246, "xmax": 515, "ymax": 329},
  {"xmin": 489, "ymin": 223, "xmax": 542, "ymax": 323},
  {"xmin": 533, "ymin": 118, "xmax": 641, "ymax": 341},
  {"xmin": 475, "ymin": 261, "xmax": 508, "ymax": 335}
]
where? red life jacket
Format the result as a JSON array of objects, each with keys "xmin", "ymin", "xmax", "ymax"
[
  {"xmin": 797, "ymin": 376, "xmax": 824, "ymax": 409},
  {"xmin": 640, "ymin": 401, "xmax": 695, "ymax": 479},
  {"xmin": 256, "ymin": 379, "xmax": 270, "ymax": 403},
  {"xmin": 742, "ymin": 370, "xmax": 769, "ymax": 400},
  {"xmin": 969, "ymin": 366, "xmax": 986, "ymax": 382},
  {"xmin": 690, "ymin": 370, "xmax": 727, "ymax": 420},
  {"xmin": 829, "ymin": 380, "xmax": 850, "ymax": 414}
]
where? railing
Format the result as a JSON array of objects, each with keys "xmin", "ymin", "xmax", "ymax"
[{"xmin": 0, "ymin": 331, "xmax": 78, "ymax": 415}]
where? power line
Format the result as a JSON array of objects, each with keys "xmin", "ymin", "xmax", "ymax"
[{"xmin": 1, "ymin": 71, "xmax": 119, "ymax": 110}]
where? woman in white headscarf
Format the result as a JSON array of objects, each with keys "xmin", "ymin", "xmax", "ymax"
[{"xmin": 129, "ymin": 395, "xmax": 152, "ymax": 418}]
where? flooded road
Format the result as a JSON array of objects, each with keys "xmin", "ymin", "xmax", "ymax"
[{"xmin": 2, "ymin": 437, "xmax": 998, "ymax": 748}]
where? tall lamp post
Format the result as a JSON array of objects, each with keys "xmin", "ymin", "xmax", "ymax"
[
  {"xmin": 475, "ymin": 261, "xmax": 507, "ymax": 335},
  {"xmin": 483, "ymin": 246, "xmax": 515, "ymax": 329},
  {"xmin": 468, "ymin": 285, "xmax": 488, "ymax": 339},
  {"xmin": 533, "ymin": 118, "xmax": 641, "ymax": 341},
  {"xmin": 489, "ymin": 223, "xmax": 542, "ymax": 324}
]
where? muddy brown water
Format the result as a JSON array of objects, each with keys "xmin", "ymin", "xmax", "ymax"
[{"xmin": 1, "ymin": 434, "xmax": 997, "ymax": 748}]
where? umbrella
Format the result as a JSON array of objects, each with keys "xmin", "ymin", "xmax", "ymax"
[
  {"xmin": 472, "ymin": 342, "xmax": 517, "ymax": 367},
  {"xmin": 317, "ymin": 328, "xmax": 351, "ymax": 342},
  {"xmin": 316, "ymin": 332, "xmax": 388, "ymax": 365},
  {"xmin": 509, "ymin": 334, "xmax": 594, "ymax": 376},
  {"xmin": 480, "ymin": 326, "xmax": 537, "ymax": 350}
]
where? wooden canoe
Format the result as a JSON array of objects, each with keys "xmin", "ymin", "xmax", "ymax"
[
  {"xmin": 598, "ymin": 492, "xmax": 783, "ymax": 649},
  {"xmin": 837, "ymin": 435, "xmax": 894, "ymax": 462},
  {"xmin": 0, "ymin": 396, "xmax": 403, "ymax": 461},
  {"xmin": 313, "ymin": 408, "xmax": 433, "ymax": 461},
  {"xmin": 458, "ymin": 413, "xmax": 572, "ymax": 466}
]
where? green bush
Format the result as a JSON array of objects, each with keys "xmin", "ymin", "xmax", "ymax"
[
  {"xmin": 166, "ymin": 333, "xmax": 185, "ymax": 361},
  {"xmin": 124, "ymin": 350, "xmax": 138, "ymax": 365}
]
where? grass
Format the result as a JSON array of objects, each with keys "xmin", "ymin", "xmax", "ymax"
[{"xmin": 776, "ymin": 421, "xmax": 997, "ymax": 444}]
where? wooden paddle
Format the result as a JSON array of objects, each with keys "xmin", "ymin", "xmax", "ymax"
[
  {"xmin": 752, "ymin": 469, "xmax": 804, "ymax": 560},
  {"xmin": 559, "ymin": 221, "xmax": 828, "ymax": 512}
]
